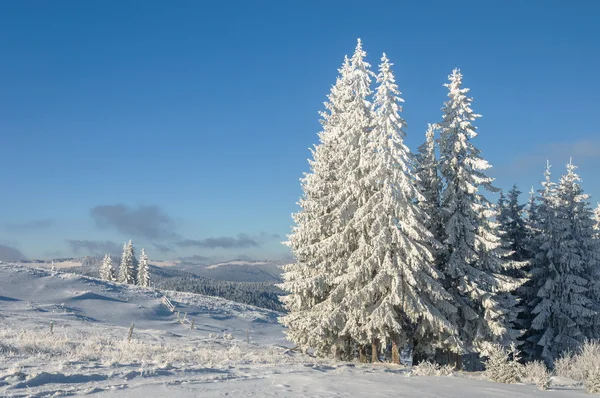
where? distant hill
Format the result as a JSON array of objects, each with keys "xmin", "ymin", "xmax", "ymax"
[{"xmin": 172, "ymin": 259, "xmax": 286, "ymax": 283}]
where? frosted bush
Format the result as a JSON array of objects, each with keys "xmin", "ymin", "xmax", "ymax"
[
  {"xmin": 482, "ymin": 343, "xmax": 523, "ymax": 384},
  {"xmin": 553, "ymin": 352, "xmax": 577, "ymax": 380},
  {"xmin": 553, "ymin": 340, "xmax": 600, "ymax": 389},
  {"xmin": 412, "ymin": 361, "xmax": 453, "ymax": 377},
  {"xmin": 0, "ymin": 325, "xmax": 305, "ymax": 370},
  {"xmin": 585, "ymin": 366, "xmax": 600, "ymax": 394},
  {"xmin": 523, "ymin": 360, "xmax": 551, "ymax": 390}
]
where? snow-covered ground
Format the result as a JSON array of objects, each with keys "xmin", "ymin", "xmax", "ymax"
[{"xmin": 0, "ymin": 263, "xmax": 589, "ymax": 397}]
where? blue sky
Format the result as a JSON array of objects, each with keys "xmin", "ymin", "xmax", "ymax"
[{"xmin": 1, "ymin": 0, "xmax": 599, "ymax": 262}]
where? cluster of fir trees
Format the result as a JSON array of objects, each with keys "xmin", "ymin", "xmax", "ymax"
[
  {"xmin": 99, "ymin": 240, "xmax": 151, "ymax": 288},
  {"xmin": 501, "ymin": 163, "xmax": 600, "ymax": 364},
  {"xmin": 279, "ymin": 39, "xmax": 600, "ymax": 367}
]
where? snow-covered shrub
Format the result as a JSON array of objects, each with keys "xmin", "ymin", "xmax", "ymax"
[
  {"xmin": 523, "ymin": 360, "xmax": 551, "ymax": 390},
  {"xmin": 0, "ymin": 324, "xmax": 306, "ymax": 369},
  {"xmin": 553, "ymin": 351, "xmax": 577, "ymax": 380},
  {"xmin": 586, "ymin": 366, "xmax": 600, "ymax": 394},
  {"xmin": 483, "ymin": 343, "xmax": 523, "ymax": 384},
  {"xmin": 412, "ymin": 361, "xmax": 453, "ymax": 377},
  {"xmin": 553, "ymin": 341, "xmax": 600, "ymax": 388}
]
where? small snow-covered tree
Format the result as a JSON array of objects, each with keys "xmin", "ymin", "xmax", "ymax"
[
  {"xmin": 119, "ymin": 240, "xmax": 138, "ymax": 285},
  {"xmin": 594, "ymin": 203, "xmax": 600, "ymax": 233},
  {"xmin": 525, "ymin": 162, "xmax": 599, "ymax": 363},
  {"xmin": 437, "ymin": 69, "xmax": 522, "ymax": 354},
  {"xmin": 137, "ymin": 249, "xmax": 150, "ymax": 287},
  {"xmin": 100, "ymin": 254, "xmax": 116, "ymax": 281}
]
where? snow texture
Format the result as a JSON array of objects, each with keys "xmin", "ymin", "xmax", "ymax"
[{"xmin": 0, "ymin": 263, "xmax": 591, "ymax": 397}]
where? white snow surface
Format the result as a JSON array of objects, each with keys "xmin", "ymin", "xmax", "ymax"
[{"xmin": 0, "ymin": 263, "xmax": 588, "ymax": 397}]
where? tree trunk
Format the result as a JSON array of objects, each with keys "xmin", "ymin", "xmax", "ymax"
[
  {"xmin": 391, "ymin": 339, "xmax": 400, "ymax": 365},
  {"xmin": 454, "ymin": 352, "xmax": 462, "ymax": 370},
  {"xmin": 359, "ymin": 345, "xmax": 367, "ymax": 363},
  {"xmin": 371, "ymin": 339, "xmax": 379, "ymax": 363}
]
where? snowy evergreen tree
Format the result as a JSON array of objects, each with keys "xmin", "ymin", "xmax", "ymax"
[
  {"xmin": 525, "ymin": 162, "xmax": 599, "ymax": 363},
  {"xmin": 416, "ymin": 124, "xmax": 444, "ymax": 252},
  {"xmin": 498, "ymin": 185, "xmax": 531, "ymax": 279},
  {"xmin": 100, "ymin": 253, "xmax": 116, "ymax": 281},
  {"xmin": 279, "ymin": 42, "xmax": 366, "ymax": 358},
  {"xmin": 594, "ymin": 203, "xmax": 600, "ymax": 233},
  {"xmin": 119, "ymin": 240, "xmax": 138, "ymax": 285},
  {"xmin": 137, "ymin": 249, "xmax": 150, "ymax": 287},
  {"xmin": 437, "ymin": 69, "xmax": 522, "ymax": 354},
  {"xmin": 335, "ymin": 53, "xmax": 460, "ymax": 360},
  {"xmin": 524, "ymin": 187, "xmax": 540, "ymax": 257}
]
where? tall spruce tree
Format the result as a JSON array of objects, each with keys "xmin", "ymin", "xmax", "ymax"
[
  {"xmin": 416, "ymin": 124, "xmax": 443, "ymax": 250},
  {"xmin": 525, "ymin": 162, "xmax": 598, "ymax": 363},
  {"xmin": 137, "ymin": 249, "xmax": 150, "ymax": 287},
  {"xmin": 498, "ymin": 185, "xmax": 531, "ymax": 274},
  {"xmin": 437, "ymin": 69, "xmax": 521, "ymax": 355},
  {"xmin": 335, "ymin": 53, "xmax": 460, "ymax": 361},
  {"xmin": 279, "ymin": 41, "xmax": 368, "ymax": 359},
  {"xmin": 594, "ymin": 203, "xmax": 600, "ymax": 232},
  {"xmin": 100, "ymin": 254, "xmax": 116, "ymax": 281},
  {"xmin": 119, "ymin": 240, "xmax": 138, "ymax": 285}
]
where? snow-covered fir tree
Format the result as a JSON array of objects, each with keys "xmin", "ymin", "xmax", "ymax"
[
  {"xmin": 336, "ymin": 53, "xmax": 460, "ymax": 361},
  {"xmin": 279, "ymin": 43, "xmax": 364, "ymax": 359},
  {"xmin": 137, "ymin": 249, "xmax": 150, "ymax": 287},
  {"xmin": 416, "ymin": 124, "xmax": 444, "ymax": 252},
  {"xmin": 437, "ymin": 69, "xmax": 522, "ymax": 354},
  {"xmin": 100, "ymin": 253, "xmax": 116, "ymax": 281},
  {"xmin": 498, "ymin": 185, "xmax": 530, "ymax": 268},
  {"xmin": 119, "ymin": 240, "xmax": 138, "ymax": 285},
  {"xmin": 525, "ymin": 162, "xmax": 599, "ymax": 363},
  {"xmin": 594, "ymin": 203, "xmax": 600, "ymax": 232}
]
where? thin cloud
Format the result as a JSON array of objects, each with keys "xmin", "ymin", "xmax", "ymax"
[
  {"xmin": 152, "ymin": 243, "xmax": 173, "ymax": 254},
  {"xmin": 508, "ymin": 139, "xmax": 600, "ymax": 172},
  {"xmin": 175, "ymin": 234, "xmax": 260, "ymax": 249},
  {"xmin": 66, "ymin": 240, "xmax": 121, "ymax": 256},
  {"xmin": 90, "ymin": 204, "xmax": 177, "ymax": 240},
  {"xmin": 5, "ymin": 219, "xmax": 55, "ymax": 232}
]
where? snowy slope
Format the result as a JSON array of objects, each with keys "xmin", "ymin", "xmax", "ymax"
[{"xmin": 0, "ymin": 263, "xmax": 589, "ymax": 397}]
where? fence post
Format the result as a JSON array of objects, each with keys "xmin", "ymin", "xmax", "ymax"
[
  {"xmin": 190, "ymin": 318, "xmax": 195, "ymax": 330},
  {"xmin": 49, "ymin": 321, "xmax": 54, "ymax": 335},
  {"xmin": 246, "ymin": 329, "xmax": 249, "ymax": 344},
  {"xmin": 128, "ymin": 323, "xmax": 135, "ymax": 343}
]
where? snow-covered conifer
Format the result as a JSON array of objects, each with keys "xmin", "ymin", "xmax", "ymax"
[
  {"xmin": 594, "ymin": 203, "xmax": 600, "ymax": 232},
  {"xmin": 279, "ymin": 43, "xmax": 364, "ymax": 358},
  {"xmin": 503, "ymin": 185, "xmax": 529, "ymax": 263},
  {"xmin": 336, "ymin": 53, "xmax": 460, "ymax": 359},
  {"xmin": 525, "ymin": 162, "xmax": 599, "ymax": 363},
  {"xmin": 137, "ymin": 249, "xmax": 150, "ymax": 287},
  {"xmin": 119, "ymin": 240, "xmax": 138, "ymax": 285},
  {"xmin": 416, "ymin": 124, "xmax": 444, "ymax": 249},
  {"xmin": 100, "ymin": 254, "xmax": 116, "ymax": 281},
  {"xmin": 437, "ymin": 69, "xmax": 522, "ymax": 353}
]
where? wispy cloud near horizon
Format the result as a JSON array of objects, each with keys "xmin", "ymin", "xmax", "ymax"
[
  {"xmin": 5, "ymin": 219, "xmax": 55, "ymax": 232},
  {"xmin": 90, "ymin": 205, "xmax": 178, "ymax": 241}
]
